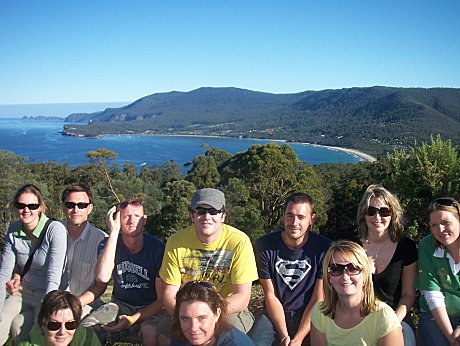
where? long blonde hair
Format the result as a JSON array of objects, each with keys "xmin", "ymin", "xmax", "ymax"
[
  {"xmin": 320, "ymin": 240, "xmax": 378, "ymax": 318},
  {"xmin": 357, "ymin": 184, "xmax": 404, "ymax": 242}
]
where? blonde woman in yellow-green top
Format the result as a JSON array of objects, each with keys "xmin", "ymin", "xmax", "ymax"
[{"xmin": 311, "ymin": 240, "xmax": 402, "ymax": 346}]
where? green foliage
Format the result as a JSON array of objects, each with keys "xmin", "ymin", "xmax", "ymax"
[
  {"xmin": 386, "ymin": 134, "xmax": 460, "ymax": 241},
  {"xmin": 221, "ymin": 142, "xmax": 326, "ymax": 237}
]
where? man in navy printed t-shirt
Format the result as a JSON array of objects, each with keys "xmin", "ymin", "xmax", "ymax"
[{"xmin": 249, "ymin": 192, "xmax": 331, "ymax": 346}]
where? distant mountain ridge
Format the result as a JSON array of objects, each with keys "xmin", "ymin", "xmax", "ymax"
[{"xmin": 63, "ymin": 86, "xmax": 460, "ymax": 155}]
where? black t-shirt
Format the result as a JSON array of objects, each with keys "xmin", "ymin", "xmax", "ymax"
[{"xmin": 372, "ymin": 237, "xmax": 418, "ymax": 309}]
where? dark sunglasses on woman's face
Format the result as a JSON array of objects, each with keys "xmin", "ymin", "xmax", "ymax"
[
  {"xmin": 14, "ymin": 202, "xmax": 40, "ymax": 210},
  {"xmin": 46, "ymin": 320, "xmax": 77, "ymax": 331},
  {"xmin": 64, "ymin": 202, "xmax": 90, "ymax": 210},
  {"xmin": 193, "ymin": 207, "xmax": 223, "ymax": 216},
  {"xmin": 328, "ymin": 263, "xmax": 363, "ymax": 277},
  {"xmin": 366, "ymin": 206, "xmax": 391, "ymax": 217},
  {"xmin": 429, "ymin": 197, "xmax": 460, "ymax": 215}
]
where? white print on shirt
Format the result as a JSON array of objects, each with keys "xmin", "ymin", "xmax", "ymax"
[
  {"xmin": 275, "ymin": 257, "xmax": 311, "ymax": 290},
  {"xmin": 116, "ymin": 261, "xmax": 150, "ymax": 289}
]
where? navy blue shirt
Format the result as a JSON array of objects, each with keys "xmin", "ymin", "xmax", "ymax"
[
  {"xmin": 98, "ymin": 233, "xmax": 165, "ymax": 306},
  {"xmin": 255, "ymin": 230, "xmax": 331, "ymax": 312}
]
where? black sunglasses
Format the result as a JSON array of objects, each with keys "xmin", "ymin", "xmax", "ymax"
[
  {"xmin": 193, "ymin": 207, "xmax": 223, "ymax": 216},
  {"xmin": 64, "ymin": 202, "xmax": 90, "ymax": 210},
  {"xmin": 14, "ymin": 202, "xmax": 40, "ymax": 210},
  {"xmin": 366, "ymin": 206, "xmax": 391, "ymax": 217},
  {"xmin": 118, "ymin": 200, "xmax": 143, "ymax": 209},
  {"xmin": 328, "ymin": 263, "xmax": 363, "ymax": 277},
  {"xmin": 429, "ymin": 197, "xmax": 460, "ymax": 215},
  {"xmin": 46, "ymin": 320, "xmax": 77, "ymax": 331}
]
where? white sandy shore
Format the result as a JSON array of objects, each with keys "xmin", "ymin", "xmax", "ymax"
[{"xmin": 308, "ymin": 143, "xmax": 377, "ymax": 162}]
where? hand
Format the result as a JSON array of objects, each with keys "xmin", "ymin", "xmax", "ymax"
[
  {"xmin": 6, "ymin": 274, "xmax": 21, "ymax": 295},
  {"xmin": 106, "ymin": 206, "xmax": 121, "ymax": 235},
  {"xmin": 452, "ymin": 326, "xmax": 460, "ymax": 346},
  {"xmin": 100, "ymin": 315, "xmax": 131, "ymax": 333},
  {"xmin": 288, "ymin": 337, "xmax": 303, "ymax": 346},
  {"xmin": 280, "ymin": 335, "xmax": 290, "ymax": 346}
]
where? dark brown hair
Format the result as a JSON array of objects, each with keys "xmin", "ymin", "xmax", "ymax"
[
  {"xmin": 61, "ymin": 182, "xmax": 93, "ymax": 204},
  {"xmin": 284, "ymin": 191, "xmax": 315, "ymax": 215},
  {"xmin": 38, "ymin": 290, "xmax": 82, "ymax": 326}
]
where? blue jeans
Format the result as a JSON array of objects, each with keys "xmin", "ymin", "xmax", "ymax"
[
  {"xmin": 401, "ymin": 320, "xmax": 416, "ymax": 346},
  {"xmin": 248, "ymin": 310, "xmax": 309, "ymax": 346},
  {"xmin": 419, "ymin": 311, "xmax": 460, "ymax": 346}
]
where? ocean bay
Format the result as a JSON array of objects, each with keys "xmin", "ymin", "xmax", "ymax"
[{"xmin": 0, "ymin": 118, "xmax": 362, "ymax": 169}]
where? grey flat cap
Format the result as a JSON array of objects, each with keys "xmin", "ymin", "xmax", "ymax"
[{"xmin": 191, "ymin": 188, "xmax": 225, "ymax": 210}]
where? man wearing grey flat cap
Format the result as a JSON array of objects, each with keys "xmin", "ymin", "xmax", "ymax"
[{"xmin": 160, "ymin": 188, "xmax": 258, "ymax": 333}]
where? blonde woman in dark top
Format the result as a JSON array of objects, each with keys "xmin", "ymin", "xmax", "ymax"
[{"xmin": 356, "ymin": 184, "xmax": 417, "ymax": 346}]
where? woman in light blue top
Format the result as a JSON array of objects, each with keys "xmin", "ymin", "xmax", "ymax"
[{"xmin": 0, "ymin": 184, "xmax": 68, "ymax": 344}]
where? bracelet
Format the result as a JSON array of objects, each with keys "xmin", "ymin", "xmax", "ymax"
[
  {"xmin": 281, "ymin": 335, "xmax": 290, "ymax": 343},
  {"xmin": 125, "ymin": 315, "xmax": 134, "ymax": 327}
]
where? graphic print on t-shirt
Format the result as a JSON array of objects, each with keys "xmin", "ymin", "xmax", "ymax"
[
  {"xmin": 180, "ymin": 249, "xmax": 233, "ymax": 286},
  {"xmin": 275, "ymin": 256, "xmax": 311, "ymax": 290},
  {"xmin": 116, "ymin": 260, "xmax": 150, "ymax": 289}
]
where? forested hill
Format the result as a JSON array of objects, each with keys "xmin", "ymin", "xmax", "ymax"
[{"xmin": 63, "ymin": 86, "xmax": 460, "ymax": 155}]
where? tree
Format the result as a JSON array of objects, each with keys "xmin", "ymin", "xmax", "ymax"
[
  {"xmin": 387, "ymin": 135, "xmax": 460, "ymax": 240},
  {"xmin": 221, "ymin": 143, "xmax": 326, "ymax": 234},
  {"xmin": 86, "ymin": 148, "xmax": 121, "ymax": 204}
]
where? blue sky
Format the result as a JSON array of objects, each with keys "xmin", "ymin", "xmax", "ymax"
[{"xmin": 1, "ymin": 0, "xmax": 459, "ymax": 105}]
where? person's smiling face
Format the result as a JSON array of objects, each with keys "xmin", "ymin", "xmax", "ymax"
[
  {"xmin": 179, "ymin": 301, "xmax": 220, "ymax": 346},
  {"xmin": 429, "ymin": 209, "xmax": 460, "ymax": 248},
  {"xmin": 42, "ymin": 308, "xmax": 77, "ymax": 346},
  {"xmin": 364, "ymin": 197, "xmax": 391, "ymax": 239},
  {"xmin": 16, "ymin": 192, "xmax": 42, "ymax": 230},
  {"xmin": 329, "ymin": 251, "xmax": 363, "ymax": 297}
]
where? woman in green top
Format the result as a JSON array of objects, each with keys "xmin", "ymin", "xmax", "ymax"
[
  {"xmin": 416, "ymin": 197, "xmax": 460, "ymax": 346},
  {"xmin": 19, "ymin": 290, "xmax": 100, "ymax": 346}
]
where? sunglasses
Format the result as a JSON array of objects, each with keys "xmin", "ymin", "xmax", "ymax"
[
  {"xmin": 14, "ymin": 202, "xmax": 40, "ymax": 210},
  {"xmin": 64, "ymin": 202, "xmax": 90, "ymax": 210},
  {"xmin": 118, "ymin": 200, "xmax": 143, "ymax": 209},
  {"xmin": 328, "ymin": 263, "xmax": 363, "ymax": 277},
  {"xmin": 182, "ymin": 280, "xmax": 214, "ymax": 290},
  {"xmin": 46, "ymin": 320, "xmax": 77, "ymax": 331},
  {"xmin": 366, "ymin": 206, "xmax": 391, "ymax": 217},
  {"xmin": 193, "ymin": 207, "xmax": 223, "ymax": 216},
  {"xmin": 429, "ymin": 197, "xmax": 460, "ymax": 215}
]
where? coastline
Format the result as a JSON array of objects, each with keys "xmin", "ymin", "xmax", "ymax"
[{"xmin": 309, "ymin": 144, "xmax": 377, "ymax": 162}]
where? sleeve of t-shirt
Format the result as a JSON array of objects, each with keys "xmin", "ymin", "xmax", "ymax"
[
  {"xmin": 311, "ymin": 301, "xmax": 325, "ymax": 333},
  {"xmin": 230, "ymin": 236, "xmax": 258, "ymax": 285},
  {"xmin": 402, "ymin": 237, "xmax": 418, "ymax": 266},
  {"xmin": 254, "ymin": 237, "xmax": 271, "ymax": 279},
  {"xmin": 159, "ymin": 238, "xmax": 182, "ymax": 286},
  {"xmin": 376, "ymin": 304, "xmax": 402, "ymax": 338},
  {"xmin": 153, "ymin": 238, "xmax": 166, "ymax": 278},
  {"xmin": 416, "ymin": 237, "xmax": 442, "ymax": 292}
]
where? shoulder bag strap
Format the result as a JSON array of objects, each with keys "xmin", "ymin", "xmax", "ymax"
[{"xmin": 20, "ymin": 218, "xmax": 55, "ymax": 279}]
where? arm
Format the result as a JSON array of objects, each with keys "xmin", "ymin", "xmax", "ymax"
[
  {"xmin": 95, "ymin": 207, "xmax": 120, "ymax": 284},
  {"xmin": 377, "ymin": 327, "xmax": 404, "ymax": 346},
  {"xmin": 0, "ymin": 229, "xmax": 17, "ymax": 312},
  {"xmin": 310, "ymin": 324, "xmax": 327, "ymax": 346},
  {"xmin": 226, "ymin": 282, "xmax": 252, "ymax": 314},
  {"xmin": 259, "ymin": 279, "xmax": 289, "ymax": 342},
  {"xmin": 290, "ymin": 279, "xmax": 324, "ymax": 346},
  {"xmin": 431, "ymin": 306, "xmax": 458, "ymax": 345},
  {"xmin": 79, "ymin": 280, "xmax": 108, "ymax": 306},
  {"xmin": 102, "ymin": 278, "xmax": 165, "ymax": 332},
  {"xmin": 46, "ymin": 221, "xmax": 68, "ymax": 292},
  {"xmin": 163, "ymin": 282, "xmax": 180, "ymax": 315},
  {"xmin": 395, "ymin": 262, "xmax": 417, "ymax": 321}
]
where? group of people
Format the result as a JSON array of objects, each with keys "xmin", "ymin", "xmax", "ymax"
[{"xmin": 0, "ymin": 182, "xmax": 458, "ymax": 346}]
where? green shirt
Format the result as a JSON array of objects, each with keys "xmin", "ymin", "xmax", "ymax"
[
  {"xmin": 416, "ymin": 234, "xmax": 460, "ymax": 317},
  {"xmin": 18, "ymin": 322, "xmax": 101, "ymax": 346}
]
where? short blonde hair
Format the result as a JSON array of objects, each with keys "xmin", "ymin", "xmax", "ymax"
[
  {"xmin": 427, "ymin": 197, "xmax": 460, "ymax": 248},
  {"xmin": 320, "ymin": 240, "xmax": 378, "ymax": 318},
  {"xmin": 357, "ymin": 184, "xmax": 404, "ymax": 242}
]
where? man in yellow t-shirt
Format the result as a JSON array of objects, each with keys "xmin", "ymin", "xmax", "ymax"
[{"xmin": 160, "ymin": 188, "xmax": 258, "ymax": 333}]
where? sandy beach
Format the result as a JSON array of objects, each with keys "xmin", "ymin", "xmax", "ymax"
[{"xmin": 315, "ymin": 144, "xmax": 377, "ymax": 162}]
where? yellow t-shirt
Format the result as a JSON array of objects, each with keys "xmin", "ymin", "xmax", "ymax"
[
  {"xmin": 160, "ymin": 224, "xmax": 258, "ymax": 297},
  {"xmin": 311, "ymin": 300, "xmax": 401, "ymax": 346}
]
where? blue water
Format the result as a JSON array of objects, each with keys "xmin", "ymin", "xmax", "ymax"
[{"xmin": 0, "ymin": 118, "xmax": 361, "ymax": 169}]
